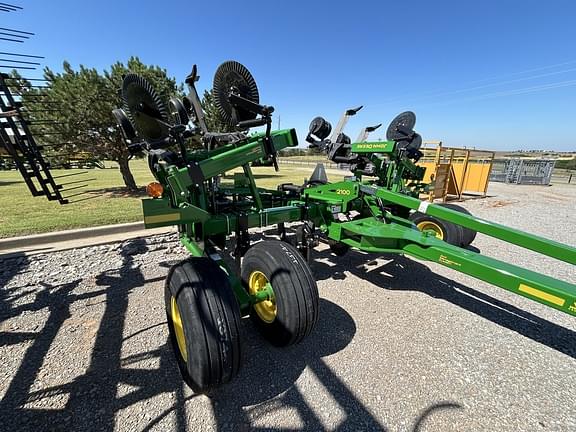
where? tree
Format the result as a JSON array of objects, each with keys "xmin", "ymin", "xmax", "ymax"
[
  {"xmin": 556, "ymin": 157, "xmax": 576, "ymax": 170},
  {"xmin": 6, "ymin": 70, "xmax": 32, "ymax": 96},
  {"xmin": 200, "ymin": 89, "xmax": 236, "ymax": 133},
  {"xmin": 21, "ymin": 57, "xmax": 181, "ymax": 191}
]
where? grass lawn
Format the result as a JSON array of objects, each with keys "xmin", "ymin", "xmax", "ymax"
[{"xmin": 0, "ymin": 159, "xmax": 342, "ymax": 238}]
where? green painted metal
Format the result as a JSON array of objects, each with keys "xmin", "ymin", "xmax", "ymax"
[
  {"xmin": 180, "ymin": 233, "xmax": 253, "ymax": 312},
  {"xmin": 403, "ymin": 241, "xmax": 576, "ymax": 317},
  {"xmin": 303, "ymin": 181, "xmax": 360, "ymax": 210},
  {"xmin": 229, "ymin": 272, "xmax": 252, "ymax": 314},
  {"xmin": 250, "ymin": 282, "xmax": 274, "ymax": 303},
  {"xmin": 318, "ymin": 214, "xmax": 576, "ymax": 316},
  {"xmin": 196, "ymin": 129, "xmax": 298, "ymax": 180},
  {"xmin": 142, "ymin": 197, "xmax": 210, "ymax": 228},
  {"xmin": 180, "ymin": 234, "xmax": 205, "ymax": 257},
  {"xmin": 361, "ymin": 186, "xmax": 576, "ymax": 266},
  {"xmin": 242, "ymin": 163, "xmax": 263, "ymax": 210},
  {"xmin": 351, "ymin": 141, "xmax": 395, "ymax": 153},
  {"xmin": 134, "ymin": 97, "xmax": 575, "ymax": 319}
]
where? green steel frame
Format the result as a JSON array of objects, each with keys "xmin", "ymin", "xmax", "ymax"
[
  {"xmin": 302, "ymin": 181, "xmax": 575, "ymax": 316},
  {"xmin": 141, "ymin": 125, "xmax": 576, "ymax": 318}
]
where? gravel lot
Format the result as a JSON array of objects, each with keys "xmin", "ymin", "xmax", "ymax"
[{"xmin": 1, "ymin": 182, "xmax": 575, "ymax": 431}]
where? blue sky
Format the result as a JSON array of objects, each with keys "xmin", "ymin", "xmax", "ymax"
[{"xmin": 4, "ymin": 0, "xmax": 576, "ymax": 151}]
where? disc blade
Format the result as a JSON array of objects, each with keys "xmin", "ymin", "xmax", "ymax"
[
  {"xmin": 386, "ymin": 111, "xmax": 416, "ymax": 141},
  {"xmin": 213, "ymin": 61, "xmax": 259, "ymax": 127},
  {"xmin": 121, "ymin": 74, "xmax": 169, "ymax": 141}
]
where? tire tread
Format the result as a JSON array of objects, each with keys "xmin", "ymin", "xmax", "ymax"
[
  {"xmin": 241, "ymin": 240, "xmax": 319, "ymax": 346},
  {"xmin": 165, "ymin": 258, "xmax": 242, "ymax": 392}
]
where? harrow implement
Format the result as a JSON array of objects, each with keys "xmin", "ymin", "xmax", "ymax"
[{"xmin": 112, "ymin": 60, "xmax": 575, "ymax": 392}]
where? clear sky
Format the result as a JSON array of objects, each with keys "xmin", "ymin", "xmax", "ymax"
[{"xmin": 4, "ymin": 0, "xmax": 576, "ymax": 151}]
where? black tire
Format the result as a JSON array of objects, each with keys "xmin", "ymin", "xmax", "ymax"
[
  {"xmin": 165, "ymin": 258, "xmax": 242, "ymax": 393},
  {"xmin": 327, "ymin": 238, "xmax": 350, "ymax": 256},
  {"xmin": 241, "ymin": 240, "xmax": 319, "ymax": 347},
  {"xmin": 439, "ymin": 203, "xmax": 477, "ymax": 247},
  {"xmin": 409, "ymin": 211, "xmax": 462, "ymax": 246}
]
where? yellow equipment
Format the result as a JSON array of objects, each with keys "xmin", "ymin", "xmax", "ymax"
[{"xmin": 417, "ymin": 141, "xmax": 494, "ymax": 201}]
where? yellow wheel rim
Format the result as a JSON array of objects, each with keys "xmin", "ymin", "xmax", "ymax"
[
  {"xmin": 417, "ymin": 221, "xmax": 444, "ymax": 240},
  {"xmin": 171, "ymin": 296, "xmax": 187, "ymax": 362},
  {"xmin": 248, "ymin": 271, "xmax": 277, "ymax": 323}
]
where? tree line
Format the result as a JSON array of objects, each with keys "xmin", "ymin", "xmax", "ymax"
[{"xmin": 9, "ymin": 57, "xmax": 230, "ymax": 190}]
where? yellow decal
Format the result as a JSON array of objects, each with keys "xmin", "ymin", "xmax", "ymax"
[
  {"xmin": 336, "ymin": 189, "xmax": 351, "ymax": 195},
  {"xmin": 518, "ymin": 284, "xmax": 565, "ymax": 307},
  {"xmin": 569, "ymin": 302, "xmax": 576, "ymax": 313},
  {"xmin": 438, "ymin": 255, "xmax": 461, "ymax": 267},
  {"xmin": 144, "ymin": 213, "xmax": 181, "ymax": 224}
]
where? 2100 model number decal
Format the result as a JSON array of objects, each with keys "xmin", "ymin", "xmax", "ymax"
[{"xmin": 336, "ymin": 189, "xmax": 351, "ymax": 195}]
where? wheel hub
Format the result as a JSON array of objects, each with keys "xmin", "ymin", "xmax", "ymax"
[
  {"xmin": 248, "ymin": 271, "xmax": 277, "ymax": 323},
  {"xmin": 171, "ymin": 296, "xmax": 187, "ymax": 362},
  {"xmin": 417, "ymin": 221, "xmax": 444, "ymax": 240}
]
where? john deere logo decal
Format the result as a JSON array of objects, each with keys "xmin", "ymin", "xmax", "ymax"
[{"xmin": 439, "ymin": 255, "xmax": 462, "ymax": 267}]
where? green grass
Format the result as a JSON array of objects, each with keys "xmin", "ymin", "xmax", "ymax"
[
  {"xmin": 0, "ymin": 159, "xmax": 343, "ymax": 238},
  {"xmin": 0, "ymin": 160, "xmax": 154, "ymax": 238}
]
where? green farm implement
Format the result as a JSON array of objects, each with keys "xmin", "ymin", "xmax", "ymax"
[{"xmin": 112, "ymin": 61, "xmax": 576, "ymax": 393}]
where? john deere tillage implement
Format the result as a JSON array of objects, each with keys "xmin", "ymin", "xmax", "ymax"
[{"xmin": 112, "ymin": 61, "xmax": 576, "ymax": 392}]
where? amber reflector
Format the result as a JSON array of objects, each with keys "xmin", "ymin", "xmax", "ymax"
[{"xmin": 146, "ymin": 182, "xmax": 164, "ymax": 198}]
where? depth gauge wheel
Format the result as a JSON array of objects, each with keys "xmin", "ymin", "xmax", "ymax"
[
  {"xmin": 409, "ymin": 211, "xmax": 462, "ymax": 246},
  {"xmin": 438, "ymin": 203, "xmax": 477, "ymax": 247},
  {"xmin": 241, "ymin": 240, "xmax": 319, "ymax": 346},
  {"xmin": 165, "ymin": 258, "xmax": 242, "ymax": 393}
]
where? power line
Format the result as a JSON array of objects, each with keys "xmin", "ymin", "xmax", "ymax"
[
  {"xmin": 379, "ymin": 66, "xmax": 576, "ymax": 106},
  {"xmin": 380, "ymin": 59, "xmax": 576, "ymax": 105},
  {"xmin": 420, "ymin": 79, "xmax": 576, "ymax": 108},
  {"xmin": 459, "ymin": 59, "xmax": 576, "ymax": 84},
  {"xmin": 0, "ymin": 27, "xmax": 34, "ymax": 35},
  {"xmin": 0, "ymin": 52, "xmax": 44, "ymax": 59}
]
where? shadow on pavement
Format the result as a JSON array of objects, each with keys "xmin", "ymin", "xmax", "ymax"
[
  {"xmin": 0, "ymin": 241, "xmax": 470, "ymax": 431},
  {"xmin": 0, "ymin": 253, "xmax": 36, "ymax": 348},
  {"xmin": 209, "ymin": 298, "xmax": 392, "ymax": 431},
  {"xmin": 412, "ymin": 402, "xmax": 464, "ymax": 432},
  {"xmin": 0, "ymin": 240, "xmax": 192, "ymax": 431},
  {"xmin": 0, "ymin": 252, "xmax": 29, "ymax": 324},
  {"xmin": 313, "ymin": 248, "xmax": 576, "ymax": 359},
  {"xmin": 209, "ymin": 297, "xmax": 467, "ymax": 431}
]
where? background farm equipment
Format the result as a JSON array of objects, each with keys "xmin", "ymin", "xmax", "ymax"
[
  {"xmin": 490, "ymin": 158, "xmax": 556, "ymax": 185},
  {"xmin": 0, "ymin": 5, "xmax": 99, "ymax": 204},
  {"xmin": 0, "ymin": 73, "xmax": 68, "ymax": 203},
  {"xmin": 417, "ymin": 141, "xmax": 495, "ymax": 201},
  {"xmin": 114, "ymin": 61, "xmax": 576, "ymax": 393}
]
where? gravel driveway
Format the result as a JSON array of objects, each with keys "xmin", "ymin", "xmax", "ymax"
[{"xmin": 1, "ymin": 182, "xmax": 575, "ymax": 431}]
